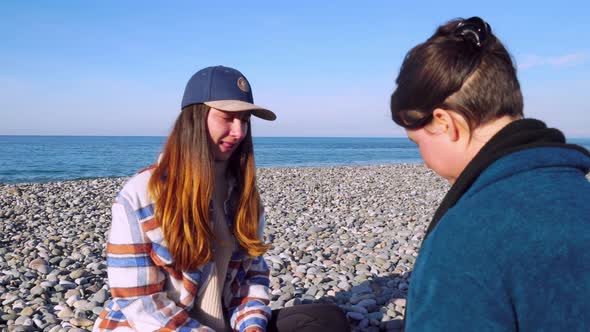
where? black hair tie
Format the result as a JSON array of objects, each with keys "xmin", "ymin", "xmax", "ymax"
[{"xmin": 454, "ymin": 16, "xmax": 492, "ymax": 47}]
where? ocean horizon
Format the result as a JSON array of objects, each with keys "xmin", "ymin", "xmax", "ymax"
[
  {"xmin": 1, "ymin": 135, "xmax": 589, "ymax": 184},
  {"xmin": 0, "ymin": 136, "xmax": 420, "ymax": 184}
]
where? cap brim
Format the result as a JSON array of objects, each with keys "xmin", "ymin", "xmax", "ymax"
[{"xmin": 204, "ymin": 100, "xmax": 276, "ymax": 121}]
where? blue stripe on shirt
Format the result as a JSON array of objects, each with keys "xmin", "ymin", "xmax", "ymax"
[
  {"xmin": 247, "ymin": 276, "xmax": 270, "ymax": 287},
  {"xmin": 111, "ymin": 299, "xmax": 134, "ymax": 311},
  {"xmin": 152, "ymin": 242, "xmax": 173, "ymax": 262},
  {"xmin": 135, "ymin": 204, "xmax": 155, "ymax": 220},
  {"xmin": 241, "ymin": 300, "xmax": 271, "ymax": 308},
  {"xmin": 239, "ymin": 317, "xmax": 267, "ymax": 332},
  {"xmin": 107, "ymin": 256, "xmax": 153, "ymax": 267}
]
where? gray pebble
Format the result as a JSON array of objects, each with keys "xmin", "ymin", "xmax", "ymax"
[{"xmin": 346, "ymin": 312, "xmax": 365, "ymax": 320}]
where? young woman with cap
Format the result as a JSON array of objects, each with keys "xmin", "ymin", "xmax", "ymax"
[
  {"xmin": 390, "ymin": 17, "xmax": 590, "ymax": 331},
  {"xmin": 93, "ymin": 66, "xmax": 350, "ymax": 332}
]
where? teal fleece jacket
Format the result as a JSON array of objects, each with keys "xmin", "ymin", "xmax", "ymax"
[{"xmin": 405, "ymin": 137, "xmax": 590, "ymax": 330}]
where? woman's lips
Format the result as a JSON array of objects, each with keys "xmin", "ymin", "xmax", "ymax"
[{"xmin": 221, "ymin": 141, "xmax": 235, "ymax": 150}]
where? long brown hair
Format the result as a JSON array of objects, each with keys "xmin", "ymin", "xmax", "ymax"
[
  {"xmin": 148, "ymin": 104, "xmax": 269, "ymax": 271},
  {"xmin": 390, "ymin": 17, "xmax": 523, "ymax": 131}
]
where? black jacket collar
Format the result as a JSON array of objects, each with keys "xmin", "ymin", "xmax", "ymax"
[{"xmin": 425, "ymin": 118, "xmax": 590, "ymax": 240}]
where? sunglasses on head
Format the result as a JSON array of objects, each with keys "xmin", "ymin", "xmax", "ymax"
[{"xmin": 393, "ymin": 109, "xmax": 434, "ymax": 130}]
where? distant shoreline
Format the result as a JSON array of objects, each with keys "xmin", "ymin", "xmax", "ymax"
[
  {"xmin": 1, "ymin": 134, "xmax": 590, "ymax": 140},
  {"xmin": 2, "ymin": 136, "xmax": 589, "ymax": 185},
  {"xmin": 0, "ymin": 137, "xmax": 427, "ymax": 184},
  {"xmin": 3, "ymin": 160, "xmax": 590, "ymax": 185}
]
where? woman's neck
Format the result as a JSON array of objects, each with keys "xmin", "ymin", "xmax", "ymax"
[
  {"xmin": 213, "ymin": 160, "xmax": 229, "ymax": 182},
  {"xmin": 465, "ymin": 116, "xmax": 518, "ymax": 158},
  {"xmin": 213, "ymin": 160, "xmax": 229, "ymax": 204},
  {"xmin": 450, "ymin": 115, "xmax": 518, "ymax": 184}
]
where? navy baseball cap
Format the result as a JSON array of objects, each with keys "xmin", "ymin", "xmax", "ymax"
[{"xmin": 181, "ymin": 66, "xmax": 276, "ymax": 121}]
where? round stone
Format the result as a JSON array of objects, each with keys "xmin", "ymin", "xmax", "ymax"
[{"xmin": 28, "ymin": 258, "xmax": 50, "ymax": 274}]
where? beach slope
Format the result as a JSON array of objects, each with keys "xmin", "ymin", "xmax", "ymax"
[{"xmin": 0, "ymin": 165, "xmax": 448, "ymax": 331}]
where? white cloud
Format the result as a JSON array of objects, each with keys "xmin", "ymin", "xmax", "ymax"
[{"xmin": 518, "ymin": 52, "xmax": 589, "ymax": 70}]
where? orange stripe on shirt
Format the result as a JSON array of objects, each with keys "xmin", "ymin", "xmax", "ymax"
[
  {"xmin": 164, "ymin": 310, "xmax": 189, "ymax": 329},
  {"xmin": 182, "ymin": 277, "xmax": 199, "ymax": 296},
  {"xmin": 231, "ymin": 296, "xmax": 270, "ymax": 308},
  {"xmin": 235, "ymin": 309, "xmax": 271, "ymax": 323},
  {"xmin": 161, "ymin": 264, "xmax": 183, "ymax": 280},
  {"xmin": 149, "ymin": 250, "xmax": 181, "ymax": 279},
  {"xmin": 98, "ymin": 319, "xmax": 132, "ymax": 330},
  {"xmin": 153, "ymin": 295, "xmax": 175, "ymax": 318},
  {"xmin": 141, "ymin": 218, "xmax": 160, "ymax": 232},
  {"xmin": 97, "ymin": 313, "xmax": 132, "ymax": 330},
  {"xmin": 110, "ymin": 280, "xmax": 166, "ymax": 298},
  {"xmin": 107, "ymin": 243, "xmax": 152, "ymax": 255}
]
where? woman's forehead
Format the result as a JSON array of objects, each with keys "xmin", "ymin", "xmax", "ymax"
[{"xmin": 211, "ymin": 108, "xmax": 251, "ymax": 117}]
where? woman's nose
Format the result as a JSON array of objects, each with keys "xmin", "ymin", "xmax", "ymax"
[{"xmin": 230, "ymin": 118, "xmax": 244, "ymax": 139}]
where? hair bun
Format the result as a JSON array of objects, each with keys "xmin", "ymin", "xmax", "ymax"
[{"xmin": 454, "ymin": 16, "xmax": 492, "ymax": 47}]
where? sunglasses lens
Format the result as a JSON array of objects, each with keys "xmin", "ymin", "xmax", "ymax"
[{"xmin": 395, "ymin": 110, "xmax": 432, "ymax": 129}]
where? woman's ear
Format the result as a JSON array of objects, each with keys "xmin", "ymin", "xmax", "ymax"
[
  {"xmin": 431, "ymin": 108, "xmax": 470, "ymax": 142},
  {"xmin": 427, "ymin": 108, "xmax": 455, "ymax": 141}
]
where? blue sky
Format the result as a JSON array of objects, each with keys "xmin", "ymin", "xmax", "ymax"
[{"xmin": 1, "ymin": 1, "xmax": 589, "ymax": 137}]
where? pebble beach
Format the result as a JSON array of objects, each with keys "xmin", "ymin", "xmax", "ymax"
[{"xmin": 0, "ymin": 164, "xmax": 451, "ymax": 332}]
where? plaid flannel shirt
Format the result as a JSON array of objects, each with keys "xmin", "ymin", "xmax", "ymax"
[{"xmin": 93, "ymin": 167, "xmax": 271, "ymax": 332}]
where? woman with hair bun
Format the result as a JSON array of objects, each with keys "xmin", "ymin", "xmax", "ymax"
[
  {"xmin": 390, "ymin": 17, "xmax": 590, "ymax": 331},
  {"xmin": 93, "ymin": 66, "xmax": 350, "ymax": 332}
]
